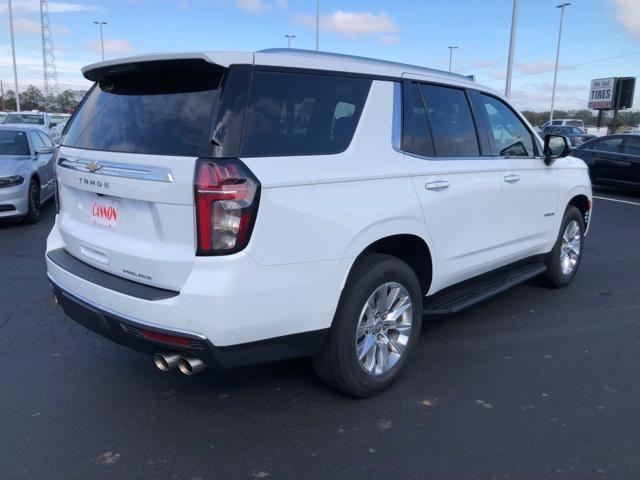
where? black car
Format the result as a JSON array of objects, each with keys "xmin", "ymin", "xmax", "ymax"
[
  {"xmin": 542, "ymin": 125, "xmax": 594, "ymax": 146},
  {"xmin": 571, "ymin": 134, "xmax": 640, "ymax": 190}
]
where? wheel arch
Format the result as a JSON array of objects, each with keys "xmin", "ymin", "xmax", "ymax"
[{"xmin": 338, "ymin": 220, "xmax": 435, "ymax": 297}]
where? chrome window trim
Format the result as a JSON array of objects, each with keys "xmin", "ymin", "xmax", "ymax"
[
  {"xmin": 57, "ymin": 157, "xmax": 174, "ymax": 183},
  {"xmin": 392, "ymin": 81, "xmax": 403, "ymax": 152}
]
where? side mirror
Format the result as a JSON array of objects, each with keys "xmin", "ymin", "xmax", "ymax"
[
  {"xmin": 35, "ymin": 146, "xmax": 55, "ymax": 156},
  {"xmin": 543, "ymin": 134, "xmax": 571, "ymax": 166}
]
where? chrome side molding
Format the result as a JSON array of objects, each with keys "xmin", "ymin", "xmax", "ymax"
[{"xmin": 58, "ymin": 157, "xmax": 174, "ymax": 183}]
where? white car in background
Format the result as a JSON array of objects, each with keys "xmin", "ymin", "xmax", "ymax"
[{"xmin": 46, "ymin": 50, "xmax": 592, "ymax": 397}]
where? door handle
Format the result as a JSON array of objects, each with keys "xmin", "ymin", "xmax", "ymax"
[
  {"xmin": 425, "ymin": 180, "xmax": 449, "ymax": 191},
  {"xmin": 503, "ymin": 174, "xmax": 520, "ymax": 184}
]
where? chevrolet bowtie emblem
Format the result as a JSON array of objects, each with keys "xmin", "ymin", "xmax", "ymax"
[{"xmin": 86, "ymin": 161, "xmax": 102, "ymax": 173}]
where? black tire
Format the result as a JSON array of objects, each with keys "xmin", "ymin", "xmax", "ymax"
[
  {"xmin": 23, "ymin": 179, "xmax": 41, "ymax": 225},
  {"xmin": 543, "ymin": 206, "xmax": 585, "ymax": 288},
  {"xmin": 312, "ymin": 253, "xmax": 423, "ymax": 397}
]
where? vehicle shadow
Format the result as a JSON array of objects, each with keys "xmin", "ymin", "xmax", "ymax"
[
  {"xmin": 594, "ymin": 185, "xmax": 640, "ymax": 201},
  {"xmin": 0, "ymin": 201, "xmax": 55, "ymax": 230}
]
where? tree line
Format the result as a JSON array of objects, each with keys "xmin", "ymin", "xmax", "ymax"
[
  {"xmin": 1, "ymin": 85, "xmax": 86, "ymax": 113},
  {"xmin": 521, "ymin": 109, "xmax": 640, "ymax": 128}
]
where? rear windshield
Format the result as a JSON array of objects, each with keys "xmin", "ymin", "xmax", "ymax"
[
  {"xmin": 2, "ymin": 114, "xmax": 44, "ymax": 125},
  {"xmin": 63, "ymin": 65, "xmax": 223, "ymax": 156},
  {"xmin": 0, "ymin": 130, "xmax": 30, "ymax": 156}
]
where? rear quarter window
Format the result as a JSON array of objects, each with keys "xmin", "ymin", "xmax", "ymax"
[{"xmin": 239, "ymin": 71, "xmax": 371, "ymax": 157}]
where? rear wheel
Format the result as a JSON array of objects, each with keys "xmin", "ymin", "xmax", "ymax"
[
  {"xmin": 543, "ymin": 206, "xmax": 584, "ymax": 288},
  {"xmin": 23, "ymin": 180, "xmax": 41, "ymax": 225},
  {"xmin": 312, "ymin": 253, "xmax": 423, "ymax": 397}
]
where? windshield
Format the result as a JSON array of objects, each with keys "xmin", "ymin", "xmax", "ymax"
[
  {"xmin": 2, "ymin": 113, "xmax": 44, "ymax": 125},
  {"xmin": 0, "ymin": 130, "xmax": 30, "ymax": 156},
  {"xmin": 566, "ymin": 127, "xmax": 585, "ymax": 134},
  {"xmin": 50, "ymin": 115, "xmax": 69, "ymax": 127}
]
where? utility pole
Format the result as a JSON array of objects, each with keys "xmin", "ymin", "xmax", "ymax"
[
  {"xmin": 93, "ymin": 21, "xmax": 107, "ymax": 61},
  {"xmin": 285, "ymin": 34, "xmax": 296, "ymax": 48},
  {"xmin": 8, "ymin": 0, "xmax": 21, "ymax": 111},
  {"xmin": 504, "ymin": 0, "xmax": 520, "ymax": 97},
  {"xmin": 1, "ymin": 80, "xmax": 4, "ymax": 111},
  {"xmin": 41, "ymin": 0, "xmax": 60, "ymax": 103},
  {"xmin": 315, "ymin": 0, "xmax": 320, "ymax": 51},
  {"xmin": 448, "ymin": 46, "xmax": 458, "ymax": 72},
  {"xmin": 549, "ymin": 3, "xmax": 570, "ymax": 123}
]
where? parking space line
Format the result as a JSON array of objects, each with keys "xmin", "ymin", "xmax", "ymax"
[{"xmin": 593, "ymin": 196, "xmax": 640, "ymax": 207}]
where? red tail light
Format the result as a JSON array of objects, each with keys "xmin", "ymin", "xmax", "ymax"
[{"xmin": 195, "ymin": 159, "xmax": 260, "ymax": 256}]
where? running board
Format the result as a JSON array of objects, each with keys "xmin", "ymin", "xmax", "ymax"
[{"xmin": 423, "ymin": 262, "xmax": 547, "ymax": 315}]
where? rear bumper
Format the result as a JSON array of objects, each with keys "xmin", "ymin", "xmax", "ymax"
[{"xmin": 50, "ymin": 279, "xmax": 328, "ymax": 369}]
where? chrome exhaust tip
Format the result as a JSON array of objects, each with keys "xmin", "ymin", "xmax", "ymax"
[
  {"xmin": 178, "ymin": 356, "xmax": 207, "ymax": 376},
  {"xmin": 153, "ymin": 352, "xmax": 181, "ymax": 372}
]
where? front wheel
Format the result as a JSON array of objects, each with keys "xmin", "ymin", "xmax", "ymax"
[
  {"xmin": 312, "ymin": 253, "xmax": 423, "ymax": 397},
  {"xmin": 543, "ymin": 206, "xmax": 585, "ymax": 288},
  {"xmin": 22, "ymin": 180, "xmax": 41, "ymax": 224}
]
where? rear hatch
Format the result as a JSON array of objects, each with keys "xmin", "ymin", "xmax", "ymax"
[{"xmin": 56, "ymin": 58, "xmax": 226, "ymax": 291}]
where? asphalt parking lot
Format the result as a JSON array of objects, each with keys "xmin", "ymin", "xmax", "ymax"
[{"xmin": 1, "ymin": 189, "xmax": 640, "ymax": 480}]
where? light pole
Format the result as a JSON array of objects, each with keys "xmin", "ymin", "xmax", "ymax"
[
  {"xmin": 448, "ymin": 46, "xmax": 458, "ymax": 72},
  {"xmin": 8, "ymin": 0, "xmax": 21, "ymax": 111},
  {"xmin": 285, "ymin": 34, "xmax": 296, "ymax": 48},
  {"xmin": 549, "ymin": 3, "xmax": 570, "ymax": 123},
  {"xmin": 504, "ymin": 0, "xmax": 520, "ymax": 97},
  {"xmin": 315, "ymin": 0, "xmax": 320, "ymax": 51},
  {"xmin": 93, "ymin": 21, "xmax": 107, "ymax": 61}
]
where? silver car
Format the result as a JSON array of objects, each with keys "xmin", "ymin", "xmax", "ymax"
[{"xmin": 0, "ymin": 125, "xmax": 56, "ymax": 223}]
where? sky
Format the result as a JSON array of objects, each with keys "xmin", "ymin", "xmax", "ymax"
[{"xmin": 0, "ymin": 0, "xmax": 639, "ymax": 112}]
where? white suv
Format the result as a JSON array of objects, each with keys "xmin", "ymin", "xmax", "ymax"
[{"xmin": 46, "ymin": 50, "xmax": 592, "ymax": 397}]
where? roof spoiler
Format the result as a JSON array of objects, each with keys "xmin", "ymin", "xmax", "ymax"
[{"xmin": 82, "ymin": 52, "xmax": 254, "ymax": 82}]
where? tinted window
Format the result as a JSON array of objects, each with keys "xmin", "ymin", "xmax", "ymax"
[
  {"xmin": 551, "ymin": 120, "xmax": 562, "ymax": 125},
  {"xmin": 240, "ymin": 72, "xmax": 371, "ymax": 157},
  {"xmin": 480, "ymin": 94, "xmax": 534, "ymax": 157},
  {"xmin": 565, "ymin": 120, "xmax": 583, "ymax": 127},
  {"xmin": 64, "ymin": 66, "xmax": 223, "ymax": 156},
  {"xmin": 2, "ymin": 113, "xmax": 44, "ymax": 125},
  {"xmin": 0, "ymin": 130, "xmax": 30, "ymax": 155},
  {"xmin": 30, "ymin": 131, "xmax": 45, "ymax": 151},
  {"xmin": 402, "ymin": 82, "xmax": 433, "ymax": 156},
  {"xmin": 623, "ymin": 137, "xmax": 640, "ymax": 155},
  {"xmin": 419, "ymin": 84, "xmax": 479, "ymax": 157},
  {"xmin": 590, "ymin": 137, "xmax": 622, "ymax": 153}
]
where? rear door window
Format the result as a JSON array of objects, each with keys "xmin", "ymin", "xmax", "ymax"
[
  {"xmin": 419, "ymin": 84, "xmax": 479, "ymax": 157},
  {"xmin": 240, "ymin": 71, "xmax": 371, "ymax": 157},
  {"xmin": 401, "ymin": 82, "xmax": 434, "ymax": 157},
  {"xmin": 622, "ymin": 137, "xmax": 640, "ymax": 156},
  {"xmin": 590, "ymin": 137, "xmax": 623, "ymax": 153},
  {"xmin": 63, "ymin": 65, "xmax": 223, "ymax": 156}
]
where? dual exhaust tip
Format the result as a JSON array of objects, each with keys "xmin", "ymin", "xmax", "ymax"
[{"xmin": 153, "ymin": 352, "xmax": 206, "ymax": 376}]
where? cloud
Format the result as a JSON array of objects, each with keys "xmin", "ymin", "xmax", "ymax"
[
  {"xmin": 610, "ymin": 0, "xmax": 640, "ymax": 38},
  {"xmin": 275, "ymin": 0, "xmax": 288, "ymax": 9},
  {"xmin": 0, "ymin": 45, "xmax": 92, "ymax": 89},
  {"xmin": 0, "ymin": 0, "xmax": 99, "ymax": 14},
  {"xmin": 295, "ymin": 10, "xmax": 398, "ymax": 38},
  {"xmin": 88, "ymin": 39, "xmax": 135, "ymax": 55},
  {"xmin": 379, "ymin": 35, "xmax": 400, "ymax": 45},
  {"xmin": 236, "ymin": 0, "xmax": 270, "ymax": 13},
  {"xmin": 469, "ymin": 59, "xmax": 501, "ymax": 69},
  {"xmin": 14, "ymin": 17, "xmax": 69, "ymax": 34},
  {"xmin": 516, "ymin": 60, "xmax": 560, "ymax": 75}
]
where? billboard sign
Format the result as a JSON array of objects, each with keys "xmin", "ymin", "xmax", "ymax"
[{"xmin": 588, "ymin": 77, "xmax": 615, "ymax": 110}]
